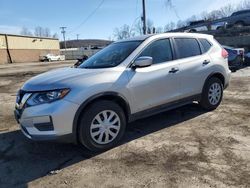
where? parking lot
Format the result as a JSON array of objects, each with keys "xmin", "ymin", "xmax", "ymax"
[{"xmin": 0, "ymin": 62, "xmax": 250, "ymax": 188}]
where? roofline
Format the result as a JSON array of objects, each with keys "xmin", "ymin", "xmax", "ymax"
[
  {"xmin": 115, "ymin": 32, "xmax": 213, "ymax": 43},
  {"xmin": 0, "ymin": 33, "xmax": 59, "ymax": 40}
]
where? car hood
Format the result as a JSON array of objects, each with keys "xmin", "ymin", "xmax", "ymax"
[{"xmin": 22, "ymin": 67, "xmax": 105, "ymax": 91}]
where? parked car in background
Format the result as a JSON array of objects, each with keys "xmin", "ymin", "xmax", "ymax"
[
  {"xmin": 185, "ymin": 20, "xmax": 227, "ymax": 32},
  {"xmin": 185, "ymin": 20, "xmax": 208, "ymax": 32},
  {"xmin": 223, "ymin": 45, "xmax": 245, "ymax": 71},
  {"xmin": 227, "ymin": 9, "xmax": 250, "ymax": 27},
  {"xmin": 40, "ymin": 54, "xmax": 65, "ymax": 62},
  {"xmin": 244, "ymin": 52, "xmax": 250, "ymax": 65},
  {"xmin": 15, "ymin": 33, "xmax": 231, "ymax": 151},
  {"xmin": 211, "ymin": 21, "xmax": 227, "ymax": 30}
]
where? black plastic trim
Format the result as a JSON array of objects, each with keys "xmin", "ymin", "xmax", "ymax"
[
  {"xmin": 34, "ymin": 116, "xmax": 54, "ymax": 131},
  {"xmin": 129, "ymin": 94, "xmax": 201, "ymax": 122},
  {"xmin": 202, "ymin": 72, "xmax": 225, "ymax": 92}
]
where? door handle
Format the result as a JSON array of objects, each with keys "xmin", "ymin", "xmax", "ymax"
[
  {"xmin": 169, "ymin": 67, "xmax": 179, "ymax": 73},
  {"xmin": 203, "ymin": 59, "xmax": 210, "ymax": 65}
]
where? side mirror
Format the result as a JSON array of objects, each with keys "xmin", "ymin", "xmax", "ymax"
[{"xmin": 133, "ymin": 56, "xmax": 153, "ymax": 68}]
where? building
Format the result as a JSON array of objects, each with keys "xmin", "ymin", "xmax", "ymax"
[
  {"xmin": 0, "ymin": 33, "xmax": 60, "ymax": 64},
  {"xmin": 60, "ymin": 39, "xmax": 112, "ymax": 60}
]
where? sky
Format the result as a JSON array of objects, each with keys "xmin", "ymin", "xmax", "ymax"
[{"xmin": 0, "ymin": 0, "xmax": 242, "ymax": 41}]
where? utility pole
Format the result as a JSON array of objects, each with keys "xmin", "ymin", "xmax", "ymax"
[
  {"xmin": 76, "ymin": 34, "xmax": 80, "ymax": 40},
  {"xmin": 60, "ymin": 27, "xmax": 67, "ymax": 51},
  {"xmin": 142, "ymin": 0, "xmax": 146, "ymax": 35}
]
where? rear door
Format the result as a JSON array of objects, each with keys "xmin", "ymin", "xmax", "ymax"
[{"xmin": 173, "ymin": 37, "xmax": 212, "ymax": 98}]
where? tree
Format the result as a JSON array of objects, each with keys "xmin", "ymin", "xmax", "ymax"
[
  {"xmin": 176, "ymin": 20, "xmax": 186, "ymax": 28},
  {"xmin": 44, "ymin": 27, "xmax": 51, "ymax": 37},
  {"xmin": 20, "ymin": 27, "xmax": 33, "ymax": 36},
  {"xmin": 34, "ymin": 26, "xmax": 44, "ymax": 37},
  {"xmin": 52, "ymin": 33, "xmax": 59, "ymax": 39},
  {"xmin": 155, "ymin": 26, "xmax": 163, "ymax": 33},
  {"xmin": 238, "ymin": 0, "xmax": 250, "ymax": 10},
  {"xmin": 34, "ymin": 26, "xmax": 52, "ymax": 37},
  {"xmin": 164, "ymin": 22, "xmax": 176, "ymax": 31},
  {"xmin": 133, "ymin": 18, "xmax": 154, "ymax": 35},
  {"xmin": 113, "ymin": 24, "xmax": 135, "ymax": 40},
  {"xmin": 185, "ymin": 15, "xmax": 197, "ymax": 25},
  {"xmin": 219, "ymin": 4, "xmax": 235, "ymax": 17},
  {"xmin": 134, "ymin": 20, "xmax": 143, "ymax": 35},
  {"xmin": 146, "ymin": 19, "xmax": 154, "ymax": 33}
]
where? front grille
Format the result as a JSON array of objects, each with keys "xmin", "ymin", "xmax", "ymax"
[{"xmin": 16, "ymin": 89, "xmax": 25, "ymax": 104}]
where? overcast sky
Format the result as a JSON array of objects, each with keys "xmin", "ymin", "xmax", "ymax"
[{"xmin": 0, "ymin": 0, "xmax": 243, "ymax": 40}]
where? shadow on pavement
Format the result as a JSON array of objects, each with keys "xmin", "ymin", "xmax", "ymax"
[{"xmin": 0, "ymin": 103, "xmax": 206, "ymax": 187}]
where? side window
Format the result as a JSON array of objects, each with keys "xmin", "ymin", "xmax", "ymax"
[
  {"xmin": 139, "ymin": 39, "xmax": 173, "ymax": 64},
  {"xmin": 175, "ymin": 38, "xmax": 201, "ymax": 59},
  {"xmin": 199, "ymin": 38, "xmax": 212, "ymax": 53}
]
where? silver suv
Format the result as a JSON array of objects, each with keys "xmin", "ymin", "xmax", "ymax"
[{"xmin": 14, "ymin": 33, "xmax": 231, "ymax": 151}]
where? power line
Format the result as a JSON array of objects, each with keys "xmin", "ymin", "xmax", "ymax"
[{"xmin": 68, "ymin": 0, "xmax": 105, "ymax": 34}]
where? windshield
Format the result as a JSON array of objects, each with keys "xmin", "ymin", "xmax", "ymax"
[{"xmin": 79, "ymin": 41, "xmax": 141, "ymax": 68}]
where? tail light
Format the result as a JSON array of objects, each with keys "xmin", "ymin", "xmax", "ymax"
[{"xmin": 222, "ymin": 48, "xmax": 228, "ymax": 59}]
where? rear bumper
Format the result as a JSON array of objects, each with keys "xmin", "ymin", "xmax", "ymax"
[{"xmin": 224, "ymin": 70, "xmax": 231, "ymax": 90}]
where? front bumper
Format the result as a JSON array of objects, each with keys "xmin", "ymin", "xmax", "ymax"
[{"xmin": 14, "ymin": 99, "xmax": 79, "ymax": 142}]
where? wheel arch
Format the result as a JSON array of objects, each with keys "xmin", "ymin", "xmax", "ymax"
[
  {"xmin": 235, "ymin": 20, "xmax": 245, "ymax": 26},
  {"xmin": 72, "ymin": 92, "xmax": 131, "ymax": 143},
  {"xmin": 203, "ymin": 72, "xmax": 225, "ymax": 93}
]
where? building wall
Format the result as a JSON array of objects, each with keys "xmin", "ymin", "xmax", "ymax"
[
  {"xmin": 0, "ymin": 34, "xmax": 59, "ymax": 64},
  {"xmin": 0, "ymin": 49, "xmax": 8, "ymax": 63},
  {"xmin": 7, "ymin": 36, "xmax": 59, "ymax": 49},
  {"xmin": 9, "ymin": 49, "xmax": 59, "ymax": 63}
]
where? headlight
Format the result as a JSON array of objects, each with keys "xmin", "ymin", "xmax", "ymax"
[{"xmin": 26, "ymin": 89, "xmax": 70, "ymax": 106}]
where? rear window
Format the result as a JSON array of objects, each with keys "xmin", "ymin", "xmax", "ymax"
[
  {"xmin": 175, "ymin": 38, "xmax": 201, "ymax": 59},
  {"xmin": 199, "ymin": 38, "xmax": 212, "ymax": 52}
]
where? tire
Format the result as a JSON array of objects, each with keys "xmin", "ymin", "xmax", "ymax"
[
  {"xmin": 216, "ymin": 26, "xmax": 223, "ymax": 30},
  {"xmin": 234, "ymin": 21, "xmax": 244, "ymax": 28},
  {"xmin": 189, "ymin": 29, "xmax": 197, "ymax": 33},
  {"xmin": 200, "ymin": 77, "xmax": 223, "ymax": 110},
  {"xmin": 78, "ymin": 100, "xmax": 126, "ymax": 152}
]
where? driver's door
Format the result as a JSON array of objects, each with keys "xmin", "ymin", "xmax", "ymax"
[{"xmin": 126, "ymin": 38, "xmax": 181, "ymax": 113}]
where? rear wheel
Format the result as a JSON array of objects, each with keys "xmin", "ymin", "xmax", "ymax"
[
  {"xmin": 200, "ymin": 77, "xmax": 223, "ymax": 110},
  {"xmin": 234, "ymin": 21, "xmax": 244, "ymax": 28},
  {"xmin": 78, "ymin": 100, "xmax": 126, "ymax": 152}
]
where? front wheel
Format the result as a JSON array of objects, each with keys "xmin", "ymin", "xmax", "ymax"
[
  {"xmin": 200, "ymin": 77, "xmax": 223, "ymax": 110},
  {"xmin": 78, "ymin": 100, "xmax": 126, "ymax": 152}
]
